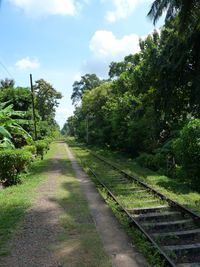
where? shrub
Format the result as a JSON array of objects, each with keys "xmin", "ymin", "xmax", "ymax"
[
  {"xmin": 136, "ymin": 153, "xmax": 159, "ymax": 171},
  {"xmin": 173, "ymin": 119, "xmax": 200, "ymax": 187},
  {"xmin": 14, "ymin": 149, "xmax": 33, "ymax": 173},
  {"xmin": 23, "ymin": 145, "xmax": 37, "ymax": 155},
  {"xmin": 35, "ymin": 140, "xmax": 49, "ymax": 159},
  {"xmin": 0, "ymin": 149, "xmax": 33, "ymax": 186},
  {"xmin": 136, "ymin": 151, "xmax": 173, "ymax": 173}
]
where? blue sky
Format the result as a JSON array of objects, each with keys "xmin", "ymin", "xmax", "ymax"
[{"xmin": 0, "ymin": 0, "xmax": 163, "ymax": 128}]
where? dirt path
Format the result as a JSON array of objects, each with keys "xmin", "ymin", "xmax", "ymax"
[
  {"xmin": 1, "ymin": 142, "xmax": 148, "ymax": 267},
  {"xmin": 1, "ymin": 154, "xmax": 63, "ymax": 267},
  {"xmin": 65, "ymin": 144, "xmax": 148, "ymax": 267}
]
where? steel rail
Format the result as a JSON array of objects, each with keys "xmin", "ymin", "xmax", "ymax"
[
  {"xmin": 90, "ymin": 151, "xmax": 200, "ymax": 222},
  {"xmin": 89, "ymin": 168, "xmax": 176, "ymax": 267}
]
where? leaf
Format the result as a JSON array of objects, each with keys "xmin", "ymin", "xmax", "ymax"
[
  {"xmin": 0, "ymin": 137, "xmax": 15, "ymax": 149},
  {"xmin": 0, "ymin": 126, "xmax": 12, "ymax": 139}
]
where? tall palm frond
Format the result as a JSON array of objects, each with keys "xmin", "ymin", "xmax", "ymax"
[
  {"xmin": 147, "ymin": 0, "xmax": 179, "ymax": 25},
  {"xmin": 147, "ymin": 0, "xmax": 200, "ymax": 32}
]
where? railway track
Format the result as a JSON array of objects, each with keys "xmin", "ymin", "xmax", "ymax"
[{"xmin": 89, "ymin": 151, "xmax": 200, "ymax": 267}]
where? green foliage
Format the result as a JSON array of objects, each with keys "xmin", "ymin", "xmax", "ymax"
[
  {"xmin": 34, "ymin": 79, "xmax": 62, "ymax": 122},
  {"xmin": 0, "ymin": 102, "xmax": 32, "ymax": 149},
  {"xmin": 71, "ymin": 73, "xmax": 102, "ymax": 105},
  {"xmin": 0, "ymin": 87, "xmax": 32, "ymax": 112},
  {"xmin": 35, "ymin": 140, "xmax": 50, "ymax": 159},
  {"xmin": 173, "ymin": 119, "xmax": 200, "ymax": 186},
  {"xmin": 0, "ymin": 149, "xmax": 33, "ymax": 186},
  {"xmin": 64, "ymin": 7, "xmax": 200, "ymax": 189},
  {"xmin": 148, "ymin": 0, "xmax": 200, "ymax": 33},
  {"xmin": 23, "ymin": 145, "xmax": 37, "ymax": 155},
  {"xmin": 0, "ymin": 77, "xmax": 60, "ymax": 188},
  {"xmin": 136, "ymin": 153, "xmax": 159, "ymax": 171}
]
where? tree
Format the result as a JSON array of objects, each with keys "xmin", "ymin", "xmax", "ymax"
[
  {"xmin": 109, "ymin": 54, "xmax": 140, "ymax": 79},
  {"xmin": 34, "ymin": 79, "xmax": 62, "ymax": 122},
  {"xmin": 61, "ymin": 116, "xmax": 76, "ymax": 136},
  {"xmin": 147, "ymin": 0, "xmax": 200, "ymax": 32},
  {"xmin": 0, "ymin": 78, "xmax": 15, "ymax": 89},
  {"xmin": 71, "ymin": 74, "xmax": 102, "ymax": 105},
  {"xmin": 173, "ymin": 119, "xmax": 200, "ymax": 187}
]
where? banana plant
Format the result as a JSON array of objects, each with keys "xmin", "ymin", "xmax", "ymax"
[{"xmin": 0, "ymin": 102, "xmax": 32, "ymax": 149}]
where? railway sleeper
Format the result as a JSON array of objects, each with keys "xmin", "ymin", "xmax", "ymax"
[
  {"xmin": 126, "ymin": 205, "xmax": 169, "ymax": 214},
  {"xmin": 106, "ymin": 181, "xmax": 129, "ymax": 186},
  {"xmin": 109, "ymin": 185, "xmax": 139, "ymax": 190},
  {"xmin": 115, "ymin": 189, "xmax": 148, "ymax": 196},
  {"xmin": 164, "ymin": 243, "xmax": 200, "ymax": 264},
  {"xmin": 132, "ymin": 210, "xmax": 182, "ymax": 222},
  {"xmin": 113, "ymin": 187, "xmax": 144, "ymax": 192},
  {"xmin": 152, "ymin": 229, "xmax": 200, "ymax": 246},
  {"xmin": 127, "ymin": 198, "xmax": 159, "ymax": 203},
  {"xmin": 123, "ymin": 199, "xmax": 162, "ymax": 207},
  {"xmin": 142, "ymin": 219, "xmax": 194, "ymax": 232},
  {"xmin": 121, "ymin": 193, "xmax": 159, "ymax": 201}
]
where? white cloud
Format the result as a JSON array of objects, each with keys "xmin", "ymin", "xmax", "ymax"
[
  {"xmin": 15, "ymin": 57, "xmax": 40, "ymax": 70},
  {"xmin": 90, "ymin": 30, "xmax": 140, "ymax": 59},
  {"xmin": 83, "ymin": 30, "xmax": 140, "ymax": 77},
  {"xmin": 103, "ymin": 0, "xmax": 151, "ymax": 22},
  {"xmin": 8, "ymin": 0, "xmax": 80, "ymax": 17}
]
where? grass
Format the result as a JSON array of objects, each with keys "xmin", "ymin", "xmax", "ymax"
[
  {"xmin": 66, "ymin": 137, "xmax": 200, "ymax": 214},
  {"xmin": 66, "ymin": 137, "xmax": 200, "ymax": 266},
  {"xmin": 0, "ymin": 143, "xmax": 57, "ymax": 256},
  {"xmin": 48, "ymin": 142, "xmax": 111, "ymax": 267}
]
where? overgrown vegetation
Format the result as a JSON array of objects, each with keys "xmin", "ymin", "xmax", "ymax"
[
  {"xmin": 0, "ymin": 78, "xmax": 61, "ymax": 186},
  {"xmin": 62, "ymin": 1, "xmax": 200, "ymax": 190},
  {"xmin": 66, "ymin": 137, "xmax": 200, "ymax": 265},
  {"xmin": 66, "ymin": 138, "xmax": 166, "ymax": 266}
]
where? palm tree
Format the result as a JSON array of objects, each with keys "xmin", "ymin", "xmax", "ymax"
[
  {"xmin": 0, "ymin": 78, "xmax": 15, "ymax": 89},
  {"xmin": 147, "ymin": 0, "xmax": 200, "ymax": 31}
]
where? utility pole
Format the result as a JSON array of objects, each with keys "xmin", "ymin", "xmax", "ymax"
[
  {"xmin": 86, "ymin": 115, "xmax": 89, "ymax": 144},
  {"xmin": 30, "ymin": 74, "xmax": 37, "ymax": 140}
]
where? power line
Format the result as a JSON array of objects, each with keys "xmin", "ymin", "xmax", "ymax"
[{"xmin": 0, "ymin": 60, "xmax": 14, "ymax": 80}]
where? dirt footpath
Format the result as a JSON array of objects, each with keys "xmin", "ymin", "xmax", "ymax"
[
  {"xmin": 0, "ymin": 155, "xmax": 63, "ymax": 267},
  {"xmin": 65, "ymin": 144, "xmax": 148, "ymax": 267}
]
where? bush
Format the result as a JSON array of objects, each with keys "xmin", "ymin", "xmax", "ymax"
[
  {"xmin": 23, "ymin": 145, "xmax": 37, "ymax": 155},
  {"xmin": 173, "ymin": 119, "xmax": 200, "ymax": 187},
  {"xmin": 35, "ymin": 140, "xmax": 49, "ymax": 159},
  {"xmin": 136, "ymin": 153, "xmax": 159, "ymax": 171},
  {"xmin": 0, "ymin": 149, "xmax": 33, "ymax": 186},
  {"xmin": 14, "ymin": 149, "xmax": 33, "ymax": 173},
  {"xmin": 136, "ymin": 151, "xmax": 172, "ymax": 173}
]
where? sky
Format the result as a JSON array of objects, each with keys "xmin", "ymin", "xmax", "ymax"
[{"xmin": 0, "ymin": 0, "xmax": 163, "ymax": 128}]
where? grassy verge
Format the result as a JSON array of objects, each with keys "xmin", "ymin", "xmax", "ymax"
[
  {"xmin": 66, "ymin": 137, "xmax": 200, "ymax": 266},
  {"xmin": 49, "ymin": 142, "xmax": 111, "ymax": 267},
  {"xmin": 0, "ymin": 143, "xmax": 58, "ymax": 256},
  {"xmin": 66, "ymin": 137, "xmax": 200, "ymax": 214}
]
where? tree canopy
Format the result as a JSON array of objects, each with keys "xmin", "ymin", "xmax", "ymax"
[{"xmin": 62, "ymin": 3, "xmax": 200, "ymax": 187}]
